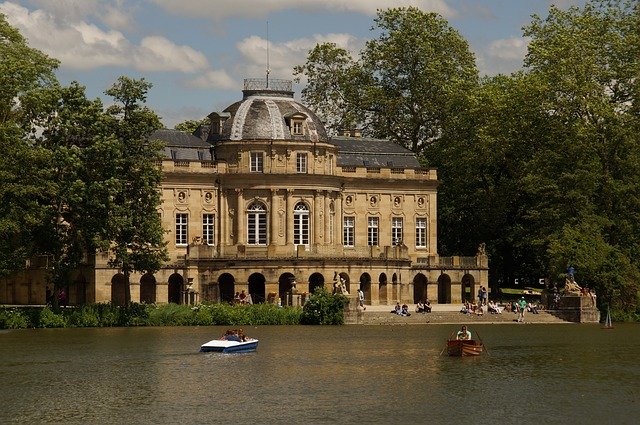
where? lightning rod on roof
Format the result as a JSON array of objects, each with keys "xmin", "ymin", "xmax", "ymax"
[{"xmin": 266, "ymin": 20, "xmax": 270, "ymax": 88}]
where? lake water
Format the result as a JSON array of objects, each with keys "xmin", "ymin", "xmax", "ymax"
[{"xmin": 1, "ymin": 324, "xmax": 639, "ymax": 424}]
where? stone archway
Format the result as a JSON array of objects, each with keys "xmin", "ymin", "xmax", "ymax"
[
  {"xmin": 462, "ymin": 274, "xmax": 475, "ymax": 303},
  {"xmin": 278, "ymin": 273, "xmax": 296, "ymax": 299},
  {"xmin": 74, "ymin": 275, "xmax": 88, "ymax": 305},
  {"xmin": 248, "ymin": 273, "xmax": 266, "ymax": 303},
  {"xmin": 413, "ymin": 273, "xmax": 428, "ymax": 303},
  {"xmin": 168, "ymin": 273, "xmax": 184, "ymax": 304},
  {"xmin": 378, "ymin": 273, "xmax": 388, "ymax": 304},
  {"xmin": 437, "ymin": 274, "xmax": 452, "ymax": 304},
  {"xmin": 111, "ymin": 273, "xmax": 126, "ymax": 306},
  {"xmin": 309, "ymin": 273, "xmax": 325, "ymax": 293},
  {"xmin": 218, "ymin": 273, "xmax": 235, "ymax": 303},
  {"xmin": 359, "ymin": 273, "xmax": 372, "ymax": 304},
  {"xmin": 140, "ymin": 273, "xmax": 156, "ymax": 304}
]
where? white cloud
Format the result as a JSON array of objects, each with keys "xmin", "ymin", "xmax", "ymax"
[
  {"xmin": 148, "ymin": 0, "xmax": 456, "ymax": 20},
  {"xmin": 476, "ymin": 37, "xmax": 530, "ymax": 76},
  {"xmin": 28, "ymin": 0, "xmax": 135, "ymax": 30},
  {"xmin": 0, "ymin": 2, "xmax": 209, "ymax": 72},
  {"xmin": 235, "ymin": 33, "xmax": 364, "ymax": 81},
  {"xmin": 184, "ymin": 69, "xmax": 238, "ymax": 90}
]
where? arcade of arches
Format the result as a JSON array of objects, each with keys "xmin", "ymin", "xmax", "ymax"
[{"xmin": 105, "ymin": 269, "xmax": 482, "ymax": 307}]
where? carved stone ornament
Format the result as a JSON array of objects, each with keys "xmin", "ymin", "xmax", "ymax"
[
  {"xmin": 417, "ymin": 197, "xmax": 425, "ymax": 208},
  {"xmin": 204, "ymin": 192, "xmax": 213, "ymax": 203},
  {"xmin": 345, "ymin": 195, "xmax": 353, "ymax": 206},
  {"xmin": 393, "ymin": 196, "xmax": 401, "ymax": 207},
  {"xmin": 369, "ymin": 196, "xmax": 377, "ymax": 206},
  {"xmin": 177, "ymin": 191, "xmax": 187, "ymax": 203}
]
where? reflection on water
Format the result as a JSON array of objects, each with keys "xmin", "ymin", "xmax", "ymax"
[{"xmin": 1, "ymin": 324, "xmax": 639, "ymax": 424}]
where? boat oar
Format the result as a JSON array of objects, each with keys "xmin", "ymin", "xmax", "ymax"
[
  {"xmin": 440, "ymin": 331, "xmax": 455, "ymax": 356},
  {"xmin": 474, "ymin": 328, "xmax": 490, "ymax": 356}
]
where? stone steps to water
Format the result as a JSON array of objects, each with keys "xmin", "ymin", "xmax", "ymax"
[{"xmin": 350, "ymin": 309, "xmax": 571, "ymax": 325}]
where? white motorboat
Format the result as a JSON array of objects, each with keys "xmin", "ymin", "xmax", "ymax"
[{"xmin": 199, "ymin": 338, "xmax": 258, "ymax": 353}]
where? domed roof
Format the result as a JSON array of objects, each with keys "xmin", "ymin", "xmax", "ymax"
[{"xmin": 207, "ymin": 79, "xmax": 328, "ymax": 143}]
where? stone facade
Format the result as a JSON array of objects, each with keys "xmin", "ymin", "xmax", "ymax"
[{"xmin": 0, "ymin": 79, "xmax": 488, "ymax": 306}]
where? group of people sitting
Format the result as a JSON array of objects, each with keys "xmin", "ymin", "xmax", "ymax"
[
  {"xmin": 416, "ymin": 300, "xmax": 432, "ymax": 313},
  {"xmin": 233, "ymin": 290, "xmax": 253, "ymax": 305},
  {"xmin": 390, "ymin": 302, "xmax": 412, "ymax": 316},
  {"xmin": 221, "ymin": 329, "xmax": 249, "ymax": 342},
  {"xmin": 460, "ymin": 301, "xmax": 485, "ymax": 315}
]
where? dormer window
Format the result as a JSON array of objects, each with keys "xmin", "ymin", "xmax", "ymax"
[
  {"xmin": 208, "ymin": 112, "xmax": 230, "ymax": 136},
  {"xmin": 285, "ymin": 112, "xmax": 307, "ymax": 136},
  {"xmin": 292, "ymin": 121, "xmax": 303, "ymax": 135}
]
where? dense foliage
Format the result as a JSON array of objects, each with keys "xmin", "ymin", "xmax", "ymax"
[
  {"xmin": 0, "ymin": 15, "xmax": 167, "ymax": 305},
  {"xmin": 300, "ymin": 288, "xmax": 350, "ymax": 325},
  {"xmin": 0, "ymin": 303, "xmax": 303, "ymax": 329},
  {"xmin": 296, "ymin": 1, "xmax": 640, "ymax": 318}
]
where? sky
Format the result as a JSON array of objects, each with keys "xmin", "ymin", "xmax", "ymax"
[{"xmin": 2, "ymin": 0, "xmax": 584, "ymax": 128}]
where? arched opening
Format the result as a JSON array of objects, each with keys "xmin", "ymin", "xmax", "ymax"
[
  {"xmin": 168, "ymin": 273, "xmax": 184, "ymax": 304},
  {"xmin": 413, "ymin": 273, "xmax": 428, "ymax": 303},
  {"xmin": 462, "ymin": 274, "xmax": 475, "ymax": 303},
  {"xmin": 378, "ymin": 273, "xmax": 388, "ymax": 304},
  {"xmin": 309, "ymin": 273, "xmax": 325, "ymax": 293},
  {"xmin": 293, "ymin": 202, "xmax": 310, "ymax": 248},
  {"xmin": 248, "ymin": 273, "xmax": 266, "ymax": 303},
  {"xmin": 140, "ymin": 273, "xmax": 156, "ymax": 304},
  {"xmin": 359, "ymin": 273, "xmax": 372, "ymax": 304},
  {"xmin": 111, "ymin": 273, "xmax": 126, "ymax": 306},
  {"xmin": 437, "ymin": 274, "xmax": 452, "ymax": 304},
  {"xmin": 218, "ymin": 273, "xmax": 235, "ymax": 303},
  {"xmin": 392, "ymin": 273, "xmax": 398, "ymax": 284},
  {"xmin": 74, "ymin": 275, "xmax": 88, "ymax": 305},
  {"xmin": 278, "ymin": 273, "xmax": 296, "ymax": 299}
]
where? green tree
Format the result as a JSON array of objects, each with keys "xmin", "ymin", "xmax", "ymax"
[
  {"xmin": 99, "ymin": 76, "xmax": 168, "ymax": 306},
  {"xmin": 0, "ymin": 14, "xmax": 59, "ymax": 276},
  {"xmin": 294, "ymin": 43, "xmax": 369, "ymax": 135},
  {"xmin": 294, "ymin": 7, "xmax": 478, "ymax": 154},
  {"xmin": 174, "ymin": 118, "xmax": 209, "ymax": 134}
]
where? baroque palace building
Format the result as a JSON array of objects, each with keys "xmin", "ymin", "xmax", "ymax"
[{"xmin": 1, "ymin": 79, "xmax": 487, "ymax": 306}]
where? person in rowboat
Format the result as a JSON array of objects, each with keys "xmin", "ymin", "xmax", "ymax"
[{"xmin": 456, "ymin": 325, "xmax": 471, "ymax": 340}]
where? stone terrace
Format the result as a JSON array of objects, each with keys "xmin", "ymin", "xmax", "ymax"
[{"xmin": 349, "ymin": 304, "xmax": 572, "ymax": 325}]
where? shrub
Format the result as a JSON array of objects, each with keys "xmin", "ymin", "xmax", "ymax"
[
  {"xmin": 0, "ymin": 308, "xmax": 29, "ymax": 329},
  {"xmin": 300, "ymin": 288, "xmax": 349, "ymax": 325},
  {"xmin": 38, "ymin": 307, "xmax": 66, "ymax": 328}
]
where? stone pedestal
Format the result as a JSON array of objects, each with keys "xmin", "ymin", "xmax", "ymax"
[
  {"xmin": 551, "ymin": 295, "xmax": 600, "ymax": 323},
  {"xmin": 343, "ymin": 293, "xmax": 364, "ymax": 324}
]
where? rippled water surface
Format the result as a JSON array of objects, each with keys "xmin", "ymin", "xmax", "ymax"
[{"xmin": 2, "ymin": 324, "xmax": 639, "ymax": 424}]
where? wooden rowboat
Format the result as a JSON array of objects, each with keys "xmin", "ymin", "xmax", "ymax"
[{"xmin": 446, "ymin": 339, "xmax": 484, "ymax": 356}]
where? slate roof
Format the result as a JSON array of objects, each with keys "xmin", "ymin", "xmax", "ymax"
[
  {"xmin": 151, "ymin": 129, "xmax": 214, "ymax": 161},
  {"xmin": 207, "ymin": 90, "xmax": 328, "ymax": 143},
  {"xmin": 329, "ymin": 136, "xmax": 421, "ymax": 169}
]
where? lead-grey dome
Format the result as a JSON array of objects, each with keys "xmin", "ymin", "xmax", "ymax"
[{"xmin": 204, "ymin": 79, "xmax": 328, "ymax": 143}]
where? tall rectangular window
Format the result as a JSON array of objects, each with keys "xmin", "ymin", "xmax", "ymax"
[
  {"xmin": 416, "ymin": 218, "xmax": 427, "ymax": 248},
  {"xmin": 296, "ymin": 153, "xmax": 307, "ymax": 173},
  {"xmin": 175, "ymin": 213, "xmax": 188, "ymax": 246},
  {"xmin": 250, "ymin": 152, "xmax": 263, "ymax": 172},
  {"xmin": 247, "ymin": 203, "xmax": 267, "ymax": 245},
  {"xmin": 343, "ymin": 216, "xmax": 355, "ymax": 247},
  {"xmin": 292, "ymin": 120, "xmax": 303, "ymax": 135},
  {"xmin": 367, "ymin": 216, "xmax": 379, "ymax": 246},
  {"xmin": 203, "ymin": 214, "xmax": 215, "ymax": 245},
  {"xmin": 392, "ymin": 217, "xmax": 403, "ymax": 245}
]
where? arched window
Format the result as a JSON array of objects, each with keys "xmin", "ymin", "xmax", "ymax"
[
  {"xmin": 293, "ymin": 202, "xmax": 310, "ymax": 247},
  {"xmin": 247, "ymin": 202, "xmax": 267, "ymax": 245}
]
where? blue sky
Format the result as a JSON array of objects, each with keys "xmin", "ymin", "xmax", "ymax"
[{"xmin": 2, "ymin": 0, "xmax": 583, "ymax": 128}]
